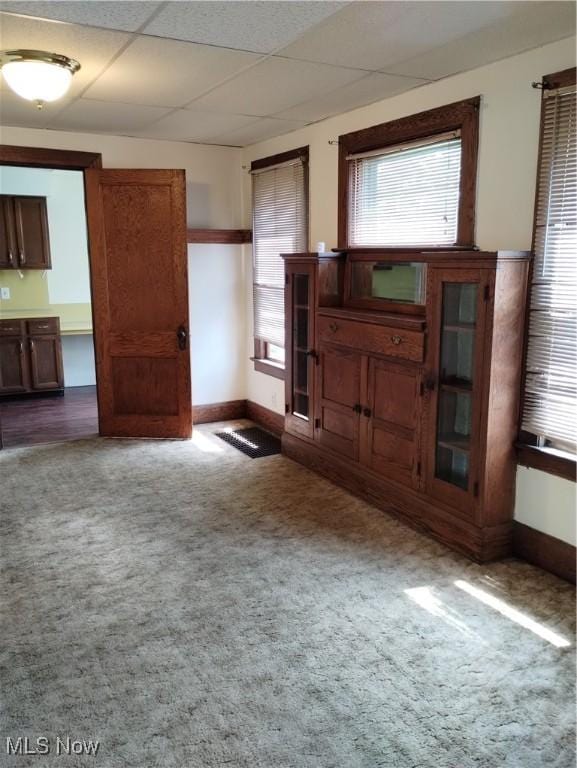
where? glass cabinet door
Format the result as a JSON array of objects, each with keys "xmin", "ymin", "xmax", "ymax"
[
  {"xmin": 427, "ymin": 269, "xmax": 486, "ymax": 508},
  {"xmin": 286, "ymin": 264, "xmax": 315, "ymax": 439}
]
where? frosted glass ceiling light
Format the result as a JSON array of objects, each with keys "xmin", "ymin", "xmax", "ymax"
[{"xmin": 0, "ymin": 50, "xmax": 80, "ymax": 108}]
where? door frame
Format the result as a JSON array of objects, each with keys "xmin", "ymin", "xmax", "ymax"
[{"xmin": 0, "ymin": 144, "xmax": 103, "ymax": 447}]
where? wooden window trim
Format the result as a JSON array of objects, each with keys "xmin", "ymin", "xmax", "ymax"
[
  {"xmin": 251, "ymin": 339, "xmax": 285, "ymax": 380},
  {"xmin": 251, "ymin": 146, "xmax": 309, "ymax": 380},
  {"xmin": 517, "ymin": 67, "xmax": 576, "ymax": 478},
  {"xmin": 338, "ymin": 96, "xmax": 480, "ymax": 249},
  {"xmin": 516, "ymin": 443, "xmax": 576, "ymax": 483}
]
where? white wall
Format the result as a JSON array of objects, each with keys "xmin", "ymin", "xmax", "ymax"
[
  {"xmin": 0, "ymin": 126, "xmax": 246, "ymax": 405},
  {"xmin": 240, "ymin": 37, "xmax": 577, "ymax": 544}
]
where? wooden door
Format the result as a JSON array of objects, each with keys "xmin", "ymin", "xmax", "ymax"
[
  {"xmin": 315, "ymin": 343, "xmax": 363, "ymax": 459},
  {"xmin": 85, "ymin": 169, "xmax": 191, "ymax": 439},
  {"xmin": 424, "ymin": 267, "xmax": 489, "ymax": 512},
  {"xmin": 29, "ymin": 335, "xmax": 64, "ymax": 391},
  {"xmin": 0, "ymin": 196, "xmax": 17, "ymax": 269},
  {"xmin": 285, "ymin": 262, "xmax": 316, "ymax": 439},
  {"xmin": 13, "ymin": 196, "xmax": 51, "ymax": 269},
  {"xmin": 362, "ymin": 358, "xmax": 422, "ymax": 488},
  {"xmin": 0, "ymin": 336, "xmax": 30, "ymax": 394}
]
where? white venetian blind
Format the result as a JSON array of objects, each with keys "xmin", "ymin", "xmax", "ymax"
[
  {"xmin": 522, "ymin": 82, "xmax": 577, "ymax": 453},
  {"xmin": 252, "ymin": 158, "xmax": 307, "ymax": 348},
  {"xmin": 348, "ymin": 132, "xmax": 462, "ymax": 247}
]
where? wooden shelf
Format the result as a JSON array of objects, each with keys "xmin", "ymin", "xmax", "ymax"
[
  {"xmin": 437, "ymin": 433, "xmax": 471, "ymax": 453},
  {"xmin": 443, "ymin": 322, "xmax": 476, "ymax": 332},
  {"xmin": 440, "ymin": 379, "xmax": 473, "ymax": 394},
  {"xmin": 187, "ymin": 228, "xmax": 252, "ymax": 244}
]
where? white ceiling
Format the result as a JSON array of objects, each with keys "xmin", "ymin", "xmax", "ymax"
[{"xmin": 0, "ymin": 1, "xmax": 574, "ymax": 147}]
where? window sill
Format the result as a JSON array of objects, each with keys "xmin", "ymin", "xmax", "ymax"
[
  {"xmin": 252, "ymin": 357, "xmax": 285, "ymax": 381},
  {"xmin": 516, "ymin": 443, "xmax": 576, "ymax": 482}
]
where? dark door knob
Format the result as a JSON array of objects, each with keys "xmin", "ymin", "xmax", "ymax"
[
  {"xmin": 352, "ymin": 403, "xmax": 362, "ymax": 414},
  {"xmin": 177, "ymin": 325, "xmax": 188, "ymax": 350},
  {"xmin": 363, "ymin": 407, "xmax": 372, "ymax": 418},
  {"xmin": 424, "ymin": 376, "xmax": 436, "ymax": 392}
]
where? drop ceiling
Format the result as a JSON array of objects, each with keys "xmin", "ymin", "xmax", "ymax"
[{"xmin": 0, "ymin": 1, "xmax": 574, "ymax": 147}]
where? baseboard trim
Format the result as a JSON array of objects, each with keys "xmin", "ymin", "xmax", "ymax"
[
  {"xmin": 513, "ymin": 522, "xmax": 576, "ymax": 584},
  {"xmin": 193, "ymin": 400, "xmax": 247, "ymax": 424},
  {"xmin": 246, "ymin": 401, "xmax": 284, "ymax": 437},
  {"xmin": 192, "ymin": 399, "xmax": 284, "ymax": 437}
]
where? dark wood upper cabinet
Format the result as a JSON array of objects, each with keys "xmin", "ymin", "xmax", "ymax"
[{"xmin": 0, "ymin": 195, "xmax": 51, "ymax": 270}]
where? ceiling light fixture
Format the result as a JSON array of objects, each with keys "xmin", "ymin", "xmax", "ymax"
[{"xmin": 0, "ymin": 49, "xmax": 80, "ymax": 109}]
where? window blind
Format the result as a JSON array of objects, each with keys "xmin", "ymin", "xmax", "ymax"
[
  {"xmin": 252, "ymin": 158, "xmax": 307, "ymax": 348},
  {"xmin": 348, "ymin": 132, "xmax": 462, "ymax": 247},
  {"xmin": 522, "ymin": 82, "xmax": 576, "ymax": 453}
]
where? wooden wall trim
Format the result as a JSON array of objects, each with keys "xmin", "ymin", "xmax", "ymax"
[
  {"xmin": 193, "ymin": 399, "xmax": 247, "ymax": 424},
  {"xmin": 187, "ymin": 228, "xmax": 252, "ymax": 244},
  {"xmin": 192, "ymin": 399, "xmax": 284, "ymax": 437},
  {"xmin": 0, "ymin": 144, "xmax": 102, "ymax": 169},
  {"xmin": 246, "ymin": 400, "xmax": 284, "ymax": 437},
  {"xmin": 513, "ymin": 521, "xmax": 576, "ymax": 584}
]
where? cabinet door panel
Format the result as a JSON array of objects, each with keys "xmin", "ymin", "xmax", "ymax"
[
  {"xmin": 425, "ymin": 268, "xmax": 488, "ymax": 513},
  {"xmin": 0, "ymin": 197, "xmax": 17, "ymax": 269},
  {"xmin": 316, "ymin": 344, "xmax": 362, "ymax": 459},
  {"xmin": 365, "ymin": 359, "xmax": 422, "ymax": 488},
  {"xmin": 13, "ymin": 196, "xmax": 51, "ymax": 269},
  {"xmin": 285, "ymin": 264, "xmax": 316, "ymax": 439},
  {"xmin": 0, "ymin": 337, "xmax": 29, "ymax": 394},
  {"xmin": 29, "ymin": 336, "xmax": 64, "ymax": 390}
]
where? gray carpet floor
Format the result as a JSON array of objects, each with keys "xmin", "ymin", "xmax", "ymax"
[{"xmin": 1, "ymin": 423, "xmax": 575, "ymax": 768}]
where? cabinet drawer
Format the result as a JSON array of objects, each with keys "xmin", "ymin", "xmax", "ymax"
[
  {"xmin": 0, "ymin": 319, "xmax": 24, "ymax": 336},
  {"xmin": 318, "ymin": 315, "xmax": 424, "ymax": 362},
  {"xmin": 27, "ymin": 317, "xmax": 59, "ymax": 335}
]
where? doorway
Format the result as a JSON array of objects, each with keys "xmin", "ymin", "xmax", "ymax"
[
  {"xmin": 0, "ymin": 144, "xmax": 192, "ymax": 448},
  {"xmin": 0, "ymin": 162, "xmax": 98, "ymax": 448}
]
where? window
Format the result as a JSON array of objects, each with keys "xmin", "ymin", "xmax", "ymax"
[
  {"xmin": 348, "ymin": 133, "xmax": 461, "ymax": 247},
  {"xmin": 521, "ymin": 68, "xmax": 576, "ymax": 462},
  {"xmin": 338, "ymin": 97, "xmax": 480, "ymax": 249},
  {"xmin": 251, "ymin": 147, "xmax": 308, "ymax": 377}
]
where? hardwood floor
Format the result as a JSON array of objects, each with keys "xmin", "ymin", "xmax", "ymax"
[{"xmin": 0, "ymin": 385, "xmax": 98, "ymax": 449}]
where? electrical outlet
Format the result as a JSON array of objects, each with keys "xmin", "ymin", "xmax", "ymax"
[
  {"xmin": 0, "ymin": 287, "xmax": 10, "ymax": 300},
  {"xmin": 271, "ymin": 392, "xmax": 277, "ymax": 408}
]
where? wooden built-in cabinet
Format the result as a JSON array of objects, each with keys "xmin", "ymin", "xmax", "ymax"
[
  {"xmin": 0, "ymin": 195, "xmax": 51, "ymax": 270},
  {"xmin": 282, "ymin": 250, "xmax": 529, "ymax": 562},
  {"xmin": 0, "ymin": 317, "xmax": 63, "ymax": 396}
]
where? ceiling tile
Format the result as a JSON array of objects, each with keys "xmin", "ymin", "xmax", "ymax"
[
  {"xmin": 0, "ymin": 12, "xmax": 131, "ymax": 100},
  {"xmin": 144, "ymin": 1, "xmax": 346, "ymax": 54},
  {"xmin": 132, "ymin": 108, "xmax": 257, "ymax": 142},
  {"xmin": 212, "ymin": 117, "xmax": 307, "ymax": 147},
  {"xmin": 0, "ymin": 89, "xmax": 54, "ymax": 128},
  {"xmin": 47, "ymin": 99, "xmax": 171, "ymax": 134},
  {"xmin": 386, "ymin": 1, "xmax": 577, "ymax": 80},
  {"xmin": 278, "ymin": 1, "xmax": 527, "ymax": 71},
  {"xmin": 84, "ymin": 36, "xmax": 262, "ymax": 108},
  {"xmin": 276, "ymin": 72, "xmax": 428, "ymax": 123},
  {"xmin": 0, "ymin": 2, "xmax": 160, "ymax": 32},
  {"xmin": 192, "ymin": 57, "xmax": 367, "ymax": 117}
]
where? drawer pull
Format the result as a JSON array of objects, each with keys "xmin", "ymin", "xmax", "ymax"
[
  {"xmin": 19, "ymin": 251, "xmax": 26, "ymax": 266},
  {"xmin": 391, "ymin": 335, "xmax": 403, "ymax": 345},
  {"xmin": 7, "ymin": 250, "xmax": 13, "ymax": 265},
  {"xmin": 328, "ymin": 322, "xmax": 338, "ymax": 333},
  {"xmin": 18, "ymin": 341, "xmax": 23, "ymax": 354},
  {"xmin": 36, "ymin": 324, "xmax": 49, "ymax": 329}
]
